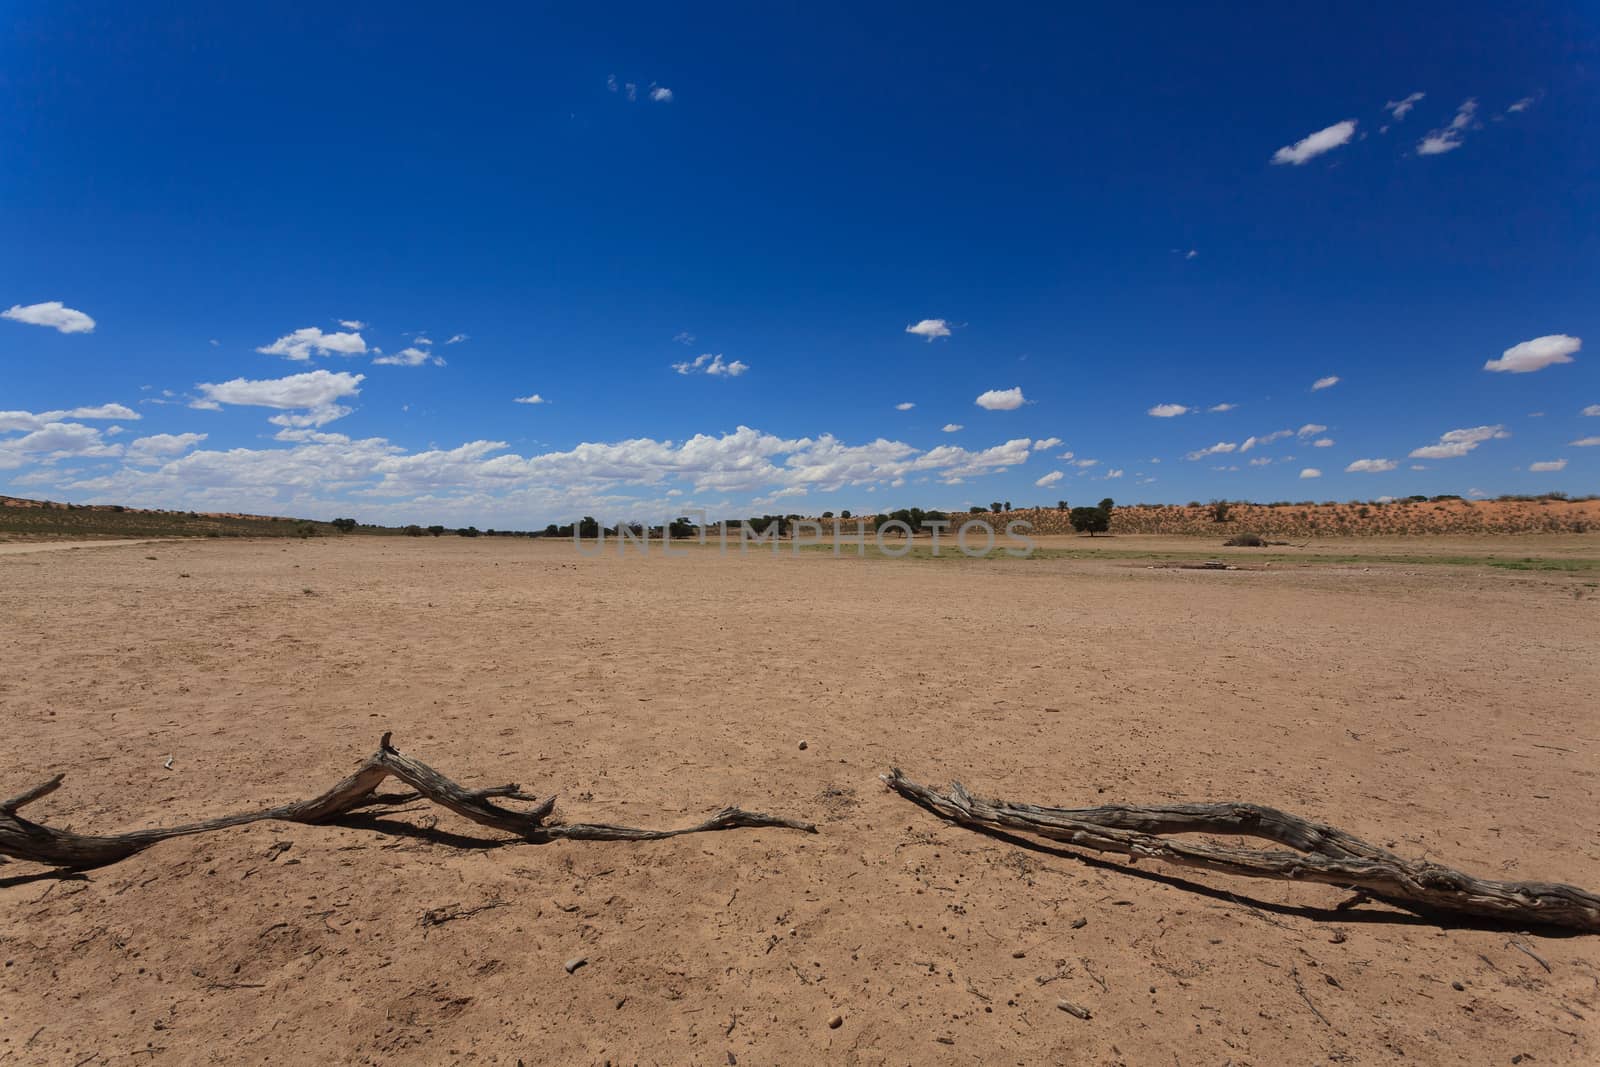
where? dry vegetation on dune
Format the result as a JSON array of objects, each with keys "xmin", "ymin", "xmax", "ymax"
[{"xmin": 961, "ymin": 497, "xmax": 1600, "ymax": 538}]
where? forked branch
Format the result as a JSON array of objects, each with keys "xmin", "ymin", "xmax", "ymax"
[
  {"xmin": 0, "ymin": 733, "xmax": 815, "ymax": 869},
  {"xmin": 883, "ymin": 769, "xmax": 1600, "ymax": 933}
]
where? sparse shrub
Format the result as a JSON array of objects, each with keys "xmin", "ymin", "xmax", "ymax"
[
  {"xmin": 1224, "ymin": 532, "xmax": 1265, "ymax": 547},
  {"xmin": 1209, "ymin": 499, "xmax": 1231, "ymax": 523}
]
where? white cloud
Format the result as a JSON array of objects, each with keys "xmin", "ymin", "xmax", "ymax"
[
  {"xmin": 1506, "ymin": 96, "xmax": 1535, "ymax": 114},
  {"xmin": 1313, "ymin": 437, "xmax": 1334, "ymax": 447},
  {"xmin": 1103, "ymin": 468, "xmax": 1123, "ymax": 479},
  {"xmin": 895, "ymin": 401, "xmax": 916, "ymax": 411},
  {"xmin": 1408, "ymin": 424, "xmax": 1509, "ymax": 459},
  {"xmin": 1570, "ymin": 436, "xmax": 1600, "ymax": 447},
  {"xmin": 1529, "ymin": 459, "xmax": 1567, "ymax": 472},
  {"xmin": 942, "ymin": 423, "xmax": 963, "ymax": 433},
  {"xmin": 1184, "ymin": 249, "xmax": 1198, "ymax": 260},
  {"xmin": 1296, "ymin": 424, "xmax": 1327, "ymax": 437},
  {"xmin": 445, "ymin": 334, "xmax": 468, "ymax": 344},
  {"xmin": 126, "ymin": 433, "xmax": 207, "ymax": 464},
  {"xmin": 1417, "ymin": 99, "xmax": 1478, "ymax": 156},
  {"xmin": 339, "ymin": 319, "xmax": 367, "ymax": 330},
  {"xmin": 1032, "ymin": 437, "xmax": 1062, "ymax": 451},
  {"xmin": 194, "ymin": 370, "xmax": 363, "ymax": 429},
  {"xmin": 1484, "ymin": 334, "xmax": 1580, "ymax": 373},
  {"xmin": 1311, "ymin": 376, "xmax": 1340, "ymax": 390},
  {"xmin": 672, "ymin": 331, "xmax": 694, "ymax": 345},
  {"xmin": 1070, "ymin": 458, "xmax": 1099, "ymax": 468},
  {"xmin": 373, "ymin": 346, "xmax": 444, "ymax": 367},
  {"xmin": 672, "ymin": 353, "xmax": 748, "ymax": 377},
  {"xmin": 413, "ymin": 336, "xmax": 434, "ymax": 346},
  {"xmin": 1248, "ymin": 457, "xmax": 1272, "ymax": 467},
  {"xmin": 4, "ymin": 421, "xmax": 121, "ymax": 459},
  {"xmin": 1035, "ymin": 470, "xmax": 1064, "ymax": 487},
  {"xmin": 905, "ymin": 319, "xmax": 952, "ymax": 341},
  {"xmin": 1185, "ymin": 441, "xmax": 1237, "ymax": 460},
  {"xmin": 650, "ymin": 86, "xmax": 673, "ymax": 103},
  {"xmin": 1385, "ymin": 92, "xmax": 1426, "ymax": 121},
  {"xmin": 1209, "ymin": 403, "xmax": 1236, "ymax": 413},
  {"xmin": 2, "ymin": 301, "xmax": 96, "ymax": 334},
  {"xmin": 1147, "ymin": 403, "xmax": 1189, "ymax": 417},
  {"xmin": 1299, "ymin": 468, "xmax": 1322, "ymax": 479},
  {"xmin": 0, "ymin": 403, "xmax": 139, "ymax": 433},
  {"xmin": 513, "ymin": 394, "xmax": 547, "ymax": 405},
  {"xmin": 1240, "ymin": 430, "xmax": 1292, "ymax": 452},
  {"xmin": 1345, "ymin": 458, "xmax": 1397, "ymax": 473},
  {"xmin": 975, "ymin": 387, "xmax": 1025, "ymax": 411},
  {"xmin": 1582, "ymin": 404, "xmax": 1600, "ymax": 417},
  {"xmin": 257, "ymin": 327, "xmax": 368, "ymax": 361},
  {"xmin": 1271, "ymin": 120, "xmax": 1357, "ymax": 166}
]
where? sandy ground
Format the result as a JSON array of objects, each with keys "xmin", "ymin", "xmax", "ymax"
[
  {"xmin": 0, "ymin": 540, "xmax": 175, "ymax": 557},
  {"xmin": 1, "ymin": 535, "xmax": 1597, "ymax": 1065}
]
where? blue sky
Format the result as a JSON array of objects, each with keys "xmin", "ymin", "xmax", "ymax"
[{"xmin": 2, "ymin": 2, "xmax": 1596, "ymax": 525}]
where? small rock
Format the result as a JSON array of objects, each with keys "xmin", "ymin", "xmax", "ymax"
[
  {"xmin": 563, "ymin": 957, "xmax": 588, "ymax": 975},
  {"xmin": 827, "ymin": 1014, "xmax": 843, "ymax": 1029},
  {"xmin": 1011, "ymin": 950, "xmax": 1026, "ymax": 959},
  {"xmin": 1071, "ymin": 917, "xmax": 1087, "ymax": 929},
  {"xmin": 1451, "ymin": 981, "xmax": 1465, "ymax": 992},
  {"xmin": 798, "ymin": 740, "xmax": 808, "ymax": 751}
]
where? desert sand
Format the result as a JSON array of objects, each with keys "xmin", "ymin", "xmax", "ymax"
[{"xmin": 2, "ymin": 535, "xmax": 1598, "ymax": 1064}]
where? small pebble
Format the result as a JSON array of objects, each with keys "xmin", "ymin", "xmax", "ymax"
[
  {"xmin": 827, "ymin": 1014, "xmax": 843, "ymax": 1029},
  {"xmin": 1011, "ymin": 950, "xmax": 1026, "ymax": 959},
  {"xmin": 798, "ymin": 740, "xmax": 808, "ymax": 751},
  {"xmin": 1451, "ymin": 981, "xmax": 1465, "ymax": 991},
  {"xmin": 563, "ymin": 957, "xmax": 588, "ymax": 975},
  {"xmin": 1071, "ymin": 917, "xmax": 1087, "ymax": 929}
]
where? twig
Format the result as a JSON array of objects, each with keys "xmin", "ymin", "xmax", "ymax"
[
  {"xmin": 0, "ymin": 733, "xmax": 816, "ymax": 870},
  {"xmin": 882, "ymin": 769, "xmax": 1600, "ymax": 933}
]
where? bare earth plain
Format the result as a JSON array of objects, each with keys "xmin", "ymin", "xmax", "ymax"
[{"xmin": 2, "ymin": 534, "xmax": 1598, "ymax": 1065}]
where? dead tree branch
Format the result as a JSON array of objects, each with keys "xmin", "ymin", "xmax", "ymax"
[
  {"xmin": 882, "ymin": 769, "xmax": 1600, "ymax": 934},
  {"xmin": 0, "ymin": 733, "xmax": 815, "ymax": 869}
]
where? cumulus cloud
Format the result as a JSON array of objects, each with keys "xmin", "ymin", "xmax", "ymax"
[
  {"xmin": 1297, "ymin": 423, "xmax": 1328, "ymax": 438},
  {"xmin": 1570, "ymin": 436, "xmax": 1600, "ymax": 447},
  {"xmin": 339, "ymin": 319, "xmax": 366, "ymax": 330},
  {"xmin": 373, "ymin": 346, "xmax": 445, "ymax": 367},
  {"xmin": 650, "ymin": 86, "xmax": 673, "ymax": 103},
  {"xmin": 905, "ymin": 319, "xmax": 952, "ymax": 341},
  {"xmin": 1147, "ymin": 403, "xmax": 1189, "ymax": 417},
  {"xmin": 942, "ymin": 423, "xmax": 963, "ymax": 433},
  {"xmin": 1185, "ymin": 441, "xmax": 1237, "ymax": 460},
  {"xmin": 1345, "ymin": 458, "xmax": 1397, "ymax": 473},
  {"xmin": 1271, "ymin": 120, "xmax": 1357, "ymax": 165},
  {"xmin": 1299, "ymin": 468, "xmax": 1322, "ymax": 479},
  {"xmin": 1240, "ymin": 430, "xmax": 1293, "ymax": 452},
  {"xmin": 1484, "ymin": 334, "xmax": 1580, "ymax": 373},
  {"xmin": 513, "ymin": 394, "xmax": 547, "ymax": 405},
  {"xmin": 1313, "ymin": 437, "xmax": 1334, "ymax": 447},
  {"xmin": 1035, "ymin": 470, "xmax": 1064, "ymax": 487},
  {"xmin": 1506, "ymin": 96, "xmax": 1536, "ymax": 114},
  {"xmin": 1384, "ymin": 92, "xmax": 1426, "ymax": 121},
  {"xmin": 895, "ymin": 402, "xmax": 916, "ymax": 411},
  {"xmin": 1032, "ymin": 437, "xmax": 1062, "ymax": 451},
  {"xmin": 975, "ymin": 387, "xmax": 1025, "ymax": 411},
  {"xmin": 126, "ymin": 433, "xmax": 207, "ymax": 464},
  {"xmin": 1103, "ymin": 468, "xmax": 1123, "ymax": 479},
  {"xmin": 1311, "ymin": 375, "xmax": 1340, "ymax": 390},
  {"xmin": 672, "ymin": 353, "xmax": 748, "ymax": 377},
  {"xmin": 1529, "ymin": 459, "xmax": 1567, "ymax": 472},
  {"xmin": 445, "ymin": 334, "xmax": 468, "ymax": 344},
  {"xmin": 257, "ymin": 327, "xmax": 368, "ymax": 361},
  {"xmin": 1582, "ymin": 404, "xmax": 1600, "ymax": 417},
  {"xmin": 194, "ymin": 370, "xmax": 363, "ymax": 429},
  {"xmin": 2, "ymin": 301, "xmax": 96, "ymax": 334},
  {"xmin": 1417, "ymin": 99, "xmax": 1478, "ymax": 156},
  {"xmin": 0, "ymin": 404, "xmax": 139, "ymax": 433},
  {"xmin": 1209, "ymin": 403, "xmax": 1236, "ymax": 413},
  {"xmin": 1070, "ymin": 458, "xmax": 1099, "ymax": 468},
  {"xmin": 1408, "ymin": 424, "xmax": 1509, "ymax": 459}
]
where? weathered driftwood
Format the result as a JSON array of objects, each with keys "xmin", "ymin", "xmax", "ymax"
[
  {"xmin": 883, "ymin": 769, "xmax": 1600, "ymax": 933},
  {"xmin": 0, "ymin": 733, "xmax": 815, "ymax": 869}
]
